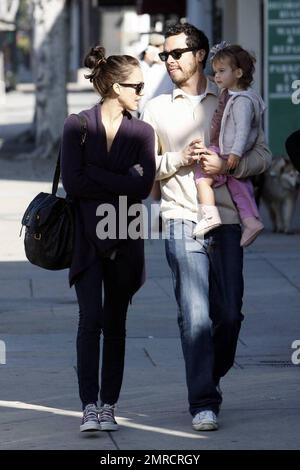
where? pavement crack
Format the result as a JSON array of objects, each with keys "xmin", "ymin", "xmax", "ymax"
[
  {"xmin": 108, "ymin": 432, "xmax": 120, "ymax": 450},
  {"xmin": 143, "ymin": 347, "xmax": 157, "ymax": 367},
  {"xmin": 238, "ymin": 337, "xmax": 248, "ymax": 347},
  {"xmin": 152, "ymin": 279, "xmax": 172, "ymax": 299},
  {"xmin": 260, "ymin": 255, "xmax": 300, "ymax": 293},
  {"xmin": 233, "ymin": 360, "xmax": 244, "ymax": 369}
]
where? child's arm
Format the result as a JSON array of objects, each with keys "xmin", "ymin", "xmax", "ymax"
[{"xmin": 230, "ymin": 96, "xmax": 254, "ymax": 158}]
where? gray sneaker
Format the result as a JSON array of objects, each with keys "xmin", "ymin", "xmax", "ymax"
[
  {"xmin": 99, "ymin": 404, "xmax": 119, "ymax": 431},
  {"xmin": 192, "ymin": 410, "xmax": 218, "ymax": 431},
  {"xmin": 80, "ymin": 403, "xmax": 101, "ymax": 432}
]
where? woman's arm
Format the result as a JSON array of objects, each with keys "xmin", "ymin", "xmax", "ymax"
[
  {"xmin": 61, "ymin": 114, "xmax": 110, "ymax": 199},
  {"xmin": 86, "ymin": 126, "xmax": 156, "ymax": 200}
]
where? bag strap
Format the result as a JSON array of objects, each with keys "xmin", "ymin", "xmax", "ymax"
[{"xmin": 51, "ymin": 114, "xmax": 87, "ymax": 195}]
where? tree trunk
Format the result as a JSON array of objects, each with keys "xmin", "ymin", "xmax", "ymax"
[
  {"xmin": 0, "ymin": 51, "xmax": 5, "ymax": 105},
  {"xmin": 0, "ymin": 0, "xmax": 19, "ymax": 22},
  {"xmin": 20, "ymin": 0, "xmax": 68, "ymax": 159},
  {"xmin": 0, "ymin": 0, "xmax": 20, "ymax": 105}
]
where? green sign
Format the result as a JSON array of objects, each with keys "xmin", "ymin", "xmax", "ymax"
[{"xmin": 267, "ymin": 0, "xmax": 300, "ymax": 155}]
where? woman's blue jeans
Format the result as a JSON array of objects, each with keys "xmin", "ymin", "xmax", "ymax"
[{"xmin": 165, "ymin": 219, "xmax": 244, "ymax": 416}]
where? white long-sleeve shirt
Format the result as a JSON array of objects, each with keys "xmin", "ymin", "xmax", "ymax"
[{"xmin": 143, "ymin": 78, "xmax": 272, "ymax": 224}]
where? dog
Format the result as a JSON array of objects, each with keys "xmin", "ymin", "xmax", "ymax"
[{"xmin": 261, "ymin": 157, "xmax": 300, "ymax": 234}]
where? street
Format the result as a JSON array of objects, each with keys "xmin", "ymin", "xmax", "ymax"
[{"xmin": 0, "ymin": 87, "xmax": 299, "ymax": 450}]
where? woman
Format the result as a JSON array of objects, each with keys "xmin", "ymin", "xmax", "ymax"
[{"xmin": 61, "ymin": 46, "xmax": 155, "ymax": 432}]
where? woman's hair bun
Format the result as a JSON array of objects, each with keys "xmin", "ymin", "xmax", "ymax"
[
  {"xmin": 84, "ymin": 46, "xmax": 107, "ymax": 70},
  {"xmin": 84, "ymin": 46, "xmax": 140, "ymax": 96}
]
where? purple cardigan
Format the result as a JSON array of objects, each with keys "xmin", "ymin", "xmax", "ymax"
[{"xmin": 61, "ymin": 103, "xmax": 155, "ymax": 295}]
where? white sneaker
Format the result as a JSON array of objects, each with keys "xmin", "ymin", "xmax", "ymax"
[
  {"xmin": 99, "ymin": 404, "xmax": 119, "ymax": 431},
  {"xmin": 193, "ymin": 205, "xmax": 222, "ymax": 237},
  {"xmin": 80, "ymin": 403, "xmax": 101, "ymax": 432},
  {"xmin": 192, "ymin": 410, "xmax": 218, "ymax": 431}
]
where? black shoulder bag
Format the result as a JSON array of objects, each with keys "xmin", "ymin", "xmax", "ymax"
[{"xmin": 20, "ymin": 114, "xmax": 87, "ymax": 270}]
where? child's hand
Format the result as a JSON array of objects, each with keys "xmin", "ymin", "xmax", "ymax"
[{"xmin": 226, "ymin": 154, "xmax": 240, "ymax": 170}]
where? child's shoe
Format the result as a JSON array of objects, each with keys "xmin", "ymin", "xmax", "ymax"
[
  {"xmin": 193, "ymin": 205, "xmax": 222, "ymax": 237},
  {"xmin": 240, "ymin": 217, "xmax": 264, "ymax": 247}
]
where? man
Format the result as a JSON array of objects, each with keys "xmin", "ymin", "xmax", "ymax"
[
  {"xmin": 143, "ymin": 23, "xmax": 271, "ymax": 431},
  {"xmin": 138, "ymin": 33, "xmax": 173, "ymax": 115}
]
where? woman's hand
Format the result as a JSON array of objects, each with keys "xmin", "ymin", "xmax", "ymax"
[{"xmin": 129, "ymin": 163, "xmax": 144, "ymax": 176}]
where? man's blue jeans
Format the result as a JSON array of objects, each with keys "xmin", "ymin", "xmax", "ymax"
[{"xmin": 165, "ymin": 219, "xmax": 244, "ymax": 416}]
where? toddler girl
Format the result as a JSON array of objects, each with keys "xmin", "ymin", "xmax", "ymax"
[{"xmin": 194, "ymin": 42, "xmax": 265, "ymax": 247}]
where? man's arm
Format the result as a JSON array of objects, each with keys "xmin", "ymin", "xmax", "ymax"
[
  {"xmin": 155, "ymin": 152, "xmax": 184, "ymax": 181},
  {"xmin": 142, "ymin": 104, "xmax": 184, "ymax": 180},
  {"xmin": 233, "ymin": 127, "xmax": 272, "ymax": 178},
  {"xmin": 142, "ymin": 104, "xmax": 199, "ymax": 180},
  {"xmin": 197, "ymin": 127, "xmax": 272, "ymax": 178}
]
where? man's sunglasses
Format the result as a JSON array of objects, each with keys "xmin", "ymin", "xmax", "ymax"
[
  {"xmin": 158, "ymin": 47, "xmax": 197, "ymax": 62},
  {"xmin": 118, "ymin": 82, "xmax": 144, "ymax": 95}
]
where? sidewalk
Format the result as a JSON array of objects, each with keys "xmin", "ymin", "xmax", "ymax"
[{"xmin": 0, "ymin": 89, "xmax": 300, "ymax": 450}]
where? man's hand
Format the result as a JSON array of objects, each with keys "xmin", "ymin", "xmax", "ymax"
[
  {"xmin": 190, "ymin": 143, "xmax": 227, "ymax": 175},
  {"xmin": 227, "ymin": 153, "xmax": 240, "ymax": 170},
  {"xmin": 181, "ymin": 139, "xmax": 205, "ymax": 166}
]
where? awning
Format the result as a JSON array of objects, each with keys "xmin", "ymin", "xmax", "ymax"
[
  {"xmin": 0, "ymin": 20, "xmax": 15, "ymax": 31},
  {"xmin": 137, "ymin": 0, "xmax": 186, "ymax": 16}
]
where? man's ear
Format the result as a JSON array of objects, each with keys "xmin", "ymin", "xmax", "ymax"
[
  {"xmin": 197, "ymin": 49, "xmax": 206, "ymax": 64},
  {"xmin": 112, "ymin": 83, "xmax": 120, "ymax": 96}
]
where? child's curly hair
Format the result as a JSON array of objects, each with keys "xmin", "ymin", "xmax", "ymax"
[{"xmin": 211, "ymin": 45, "xmax": 256, "ymax": 89}]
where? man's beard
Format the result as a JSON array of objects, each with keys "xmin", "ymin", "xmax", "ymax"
[{"xmin": 169, "ymin": 62, "xmax": 199, "ymax": 86}]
